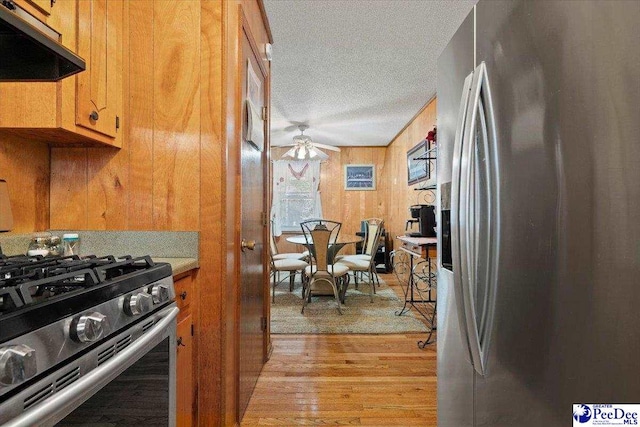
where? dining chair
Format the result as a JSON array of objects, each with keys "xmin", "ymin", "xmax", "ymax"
[
  {"xmin": 300, "ymin": 220, "xmax": 349, "ymax": 314},
  {"xmin": 336, "ymin": 218, "xmax": 384, "ymax": 258},
  {"xmin": 270, "ymin": 220, "xmax": 308, "ymax": 261},
  {"xmin": 300, "ymin": 218, "xmax": 341, "ymax": 244},
  {"xmin": 336, "ymin": 218, "xmax": 385, "ymax": 301},
  {"xmin": 270, "ymin": 250, "xmax": 308, "ymax": 303}
]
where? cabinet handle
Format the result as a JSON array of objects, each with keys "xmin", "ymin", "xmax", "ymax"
[
  {"xmin": 89, "ymin": 111, "xmax": 99, "ymax": 121},
  {"xmin": 2, "ymin": 1, "xmax": 17, "ymax": 11},
  {"xmin": 180, "ymin": 291, "xmax": 187, "ymax": 300},
  {"xmin": 177, "ymin": 337, "xmax": 186, "ymax": 347}
]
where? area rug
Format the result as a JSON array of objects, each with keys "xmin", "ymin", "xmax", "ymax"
[{"xmin": 270, "ymin": 278, "xmax": 429, "ymax": 334}]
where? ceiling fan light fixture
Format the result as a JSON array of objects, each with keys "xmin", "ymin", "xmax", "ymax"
[
  {"xmin": 283, "ymin": 146, "xmax": 297, "ymax": 159},
  {"xmin": 293, "ymin": 134, "xmax": 311, "ymax": 145},
  {"xmin": 279, "ymin": 124, "xmax": 337, "ymax": 161}
]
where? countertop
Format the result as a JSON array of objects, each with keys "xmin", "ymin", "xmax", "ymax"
[
  {"xmin": 0, "ymin": 231, "xmax": 200, "ymax": 277},
  {"xmin": 154, "ymin": 257, "xmax": 199, "ymax": 277},
  {"xmin": 397, "ymin": 235, "xmax": 437, "ymax": 245}
]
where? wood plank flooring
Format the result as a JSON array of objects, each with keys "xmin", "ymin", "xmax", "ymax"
[{"xmin": 241, "ymin": 273, "xmax": 437, "ymax": 426}]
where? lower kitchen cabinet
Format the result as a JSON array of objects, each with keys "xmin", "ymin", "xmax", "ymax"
[
  {"xmin": 174, "ymin": 271, "xmax": 196, "ymax": 426},
  {"xmin": 176, "ymin": 314, "xmax": 194, "ymax": 427}
]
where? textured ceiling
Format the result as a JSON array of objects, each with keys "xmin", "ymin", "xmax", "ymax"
[{"xmin": 263, "ymin": 0, "xmax": 476, "ymax": 147}]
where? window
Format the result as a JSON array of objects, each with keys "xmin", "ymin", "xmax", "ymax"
[{"xmin": 271, "ymin": 160, "xmax": 322, "ymax": 235}]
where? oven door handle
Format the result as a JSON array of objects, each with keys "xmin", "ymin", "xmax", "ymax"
[{"xmin": 4, "ymin": 306, "xmax": 179, "ymax": 427}]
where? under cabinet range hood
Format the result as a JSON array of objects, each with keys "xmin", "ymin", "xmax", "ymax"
[{"xmin": 0, "ymin": 2, "xmax": 85, "ymax": 81}]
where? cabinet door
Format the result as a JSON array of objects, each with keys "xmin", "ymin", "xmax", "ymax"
[
  {"xmin": 176, "ymin": 315, "xmax": 193, "ymax": 427},
  {"xmin": 174, "ymin": 274, "xmax": 193, "ymax": 313},
  {"xmin": 13, "ymin": 0, "xmax": 52, "ymax": 23},
  {"xmin": 75, "ymin": 0, "xmax": 122, "ymax": 138},
  {"xmin": 25, "ymin": 0, "xmax": 51, "ymax": 16}
]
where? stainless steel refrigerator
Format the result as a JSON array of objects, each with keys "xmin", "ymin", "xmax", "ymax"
[{"xmin": 436, "ymin": 1, "xmax": 640, "ymax": 426}]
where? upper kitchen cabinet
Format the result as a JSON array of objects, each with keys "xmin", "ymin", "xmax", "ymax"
[
  {"xmin": 0, "ymin": 0, "xmax": 123, "ymax": 147},
  {"xmin": 75, "ymin": 0, "xmax": 121, "ymax": 139},
  {"xmin": 24, "ymin": 0, "xmax": 50, "ymax": 14},
  {"xmin": 14, "ymin": 0, "xmax": 54, "ymax": 25}
]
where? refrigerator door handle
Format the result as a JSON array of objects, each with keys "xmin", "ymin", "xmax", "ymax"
[
  {"xmin": 458, "ymin": 67, "xmax": 480, "ymax": 374},
  {"xmin": 460, "ymin": 62, "xmax": 500, "ymax": 377},
  {"xmin": 451, "ymin": 71, "xmax": 475, "ymax": 363}
]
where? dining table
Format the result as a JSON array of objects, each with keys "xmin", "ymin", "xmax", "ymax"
[
  {"xmin": 286, "ymin": 233, "xmax": 364, "ymax": 261},
  {"xmin": 285, "ymin": 233, "xmax": 364, "ymax": 247}
]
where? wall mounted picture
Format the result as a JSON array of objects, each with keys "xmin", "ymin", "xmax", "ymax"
[
  {"xmin": 407, "ymin": 140, "xmax": 430, "ymax": 185},
  {"xmin": 344, "ymin": 164, "xmax": 376, "ymax": 190},
  {"xmin": 246, "ymin": 59, "xmax": 262, "ymax": 107},
  {"xmin": 245, "ymin": 100, "xmax": 264, "ymax": 151},
  {"xmin": 244, "ymin": 59, "xmax": 264, "ymax": 151}
]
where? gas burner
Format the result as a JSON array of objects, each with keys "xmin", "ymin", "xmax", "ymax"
[{"xmin": 0, "ymin": 254, "xmax": 158, "ymax": 314}]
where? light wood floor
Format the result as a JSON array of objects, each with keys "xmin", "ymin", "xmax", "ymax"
[{"xmin": 241, "ymin": 273, "xmax": 437, "ymax": 426}]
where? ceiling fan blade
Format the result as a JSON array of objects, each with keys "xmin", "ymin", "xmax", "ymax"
[
  {"xmin": 309, "ymin": 147, "xmax": 329, "ymax": 160},
  {"xmin": 281, "ymin": 146, "xmax": 298, "ymax": 159},
  {"xmin": 313, "ymin": 142, "xmax": 341, "ymax": 152}
]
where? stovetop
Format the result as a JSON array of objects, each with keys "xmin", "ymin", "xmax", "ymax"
[
  {"xmin": 0, "ymin": 254, "xmax": 156, "ymax": 312},
  {"xmin": 0, "ymin": 254, "xmax": 172, "ymax": 343},
  {"xmin": 0, "ymin": 253, "xmax": 175, "ymax": 408}
]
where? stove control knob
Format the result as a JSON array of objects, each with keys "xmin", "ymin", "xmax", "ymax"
[
  {"xmin": 0, "ymin": 345, "xmax": 37, "ymax": 386},
  {"xmin": 72, "ymin": 312, "xmax": 109, "ymax": 343},
  {"xmin": 124, "ymin": 292, "xmax": 153, "ymax": 316},
  {"xmin": 150, "ymin": 284, "xmax": 171, "ymax": 304}
]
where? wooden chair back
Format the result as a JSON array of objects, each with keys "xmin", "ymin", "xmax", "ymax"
[
  {"xmin": 269, "ymin": 220, "xmax": 279, "ymax": 256},
  {"xmin": 301, "ymin": 219, "xmax": 341, "ymax": 244},
  {"xmin": 363, "ymin": 218, "xmax": 385, "ymax": 256},
  {"xmin": 300, "ymin": 220, "xmax": 341, "ymax": 274}
]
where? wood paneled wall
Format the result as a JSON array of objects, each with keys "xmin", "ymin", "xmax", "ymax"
[
  {"xmin": 382, "ymin": 98, "xmax": 437, "ymax": 240},
  {"xmin": 0, "ymin": 134, "xmax": 49, "ymax": 232},
  {"xmin": 271, "ymin": 146, "xmax": 387, "ymax": 255},
  {"xmin": 320, "ymin": 147, "xmax": 387, "ymax": 239},
  {"xmin": 199, "ymin": 1, "xmax": 224, "ymax": 425},
  {"xmin": 50, "ymin": 1, "xmax": 201, "ymax": 231}
]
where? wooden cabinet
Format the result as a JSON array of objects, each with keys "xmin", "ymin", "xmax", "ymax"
[
  {"xmin": 14, "ymin": 0, "xmax": 53, "ymax": 25},
  {"xmin": 25, "ymin": 0, "xmax": 51, "ymax": 15},
  {"xmin": 174, "ymin": 272, "xmax": 195, "ymax": 426},
  {"xmin": 0, "ymin": 0, "xmax": 123, "ymax": 147},
  {"xmin": 75, "ymin": 0, "xmax": 121, "ymax": 139},
  {"xmin": 175, "ymin": 273, "xmax": 193, "ymax": 313},
  {"xmin": 176, "ymin": 314, "xmax": 193, "ymax": 427}
]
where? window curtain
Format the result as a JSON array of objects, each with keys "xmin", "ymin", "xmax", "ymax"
[{"xmin": 271, "ymin": 160, "xmax": 322, "ymax": 236}]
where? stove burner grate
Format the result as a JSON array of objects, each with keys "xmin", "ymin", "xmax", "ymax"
[{"xmin": 0, "ymin": 255, "xmax": 157, "ymax": 315}]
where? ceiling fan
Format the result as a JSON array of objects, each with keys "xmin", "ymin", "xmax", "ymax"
[{"xmin": 281, "ymin": 125, "xmax": 340, "ymax": 160}]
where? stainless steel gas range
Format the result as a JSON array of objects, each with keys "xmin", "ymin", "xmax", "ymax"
[{"xmin": 0, "ymin": 254, "xmax": 178, "ymax": 426}]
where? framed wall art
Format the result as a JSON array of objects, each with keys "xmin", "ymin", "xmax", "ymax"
[
  {"xmin": 344, "ymin": 164, "xmax": 376, "ymax": 191},
  {"xmin": 407, "ymin": 140, "xmax": 430, "ymax": 185}
]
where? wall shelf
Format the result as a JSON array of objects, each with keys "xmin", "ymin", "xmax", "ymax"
[
  {"xmin": 415, "ymin": 184, "xmax": 436, "ymax": 191},
  {"xmin": 413, "ymin": 146, "xmax": 437, "ymax": 161}
]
